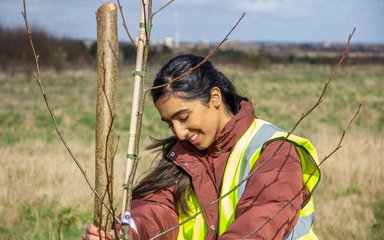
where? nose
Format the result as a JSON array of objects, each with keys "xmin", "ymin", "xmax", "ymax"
[{"xmin": 172, "ymin": 122, "xmax": 188, "ymax": 141}]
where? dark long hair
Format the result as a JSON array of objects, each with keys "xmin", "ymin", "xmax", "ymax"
[{"xmin": 133, "ymin": 55, "xmax": 246, "ymax": 214}]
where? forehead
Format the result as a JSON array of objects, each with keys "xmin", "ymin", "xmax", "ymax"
[{"xmin": 155, "ymin": 94, "xmax": 201, "ymax": 120}]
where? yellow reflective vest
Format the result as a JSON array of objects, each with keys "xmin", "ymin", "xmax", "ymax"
[{"xmin": 177, "ymin": 119, "xmax": 321, "ymax": 239}]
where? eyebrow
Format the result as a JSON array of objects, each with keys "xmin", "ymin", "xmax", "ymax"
[{"xmin": 161, "ymin": 109, "xmax": 189, "ymax": 122}]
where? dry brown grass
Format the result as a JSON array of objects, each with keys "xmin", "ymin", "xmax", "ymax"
[
  {"xmin": 312, "ymin": 125, "xmax": 384, "ymax": 239},
  {"xmin": 0, "ymin": 64, "xmax": 383, "ymax": 239},
  {"xmin": 0, "ymin": 140, "xmax": 93, "ymax": 223}
]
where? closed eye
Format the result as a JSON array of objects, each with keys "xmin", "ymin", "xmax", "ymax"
[
  {"xmin": 161, "ymin": 110, "xmax": 190, "ymax": 129},
  {"xmin": 166, "ymin": 114, "xmax": 189, "ymax": 129},
  {"xmin": 179, "ymin": 115, "xmax": 189, "ymax": 122}
]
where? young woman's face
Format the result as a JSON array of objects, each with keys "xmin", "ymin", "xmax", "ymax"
[{"xmin": 155, "ymin": 88, "xmax": 232, "ymax": 150}]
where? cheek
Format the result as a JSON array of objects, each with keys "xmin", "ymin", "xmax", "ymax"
[{"xmin": 202, "ymin": 116, "xmax": 220, "ymax": 138}]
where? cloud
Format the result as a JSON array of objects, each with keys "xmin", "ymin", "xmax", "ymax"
[
  {"xmin": 1, "ymin": 0, "xmax": 382, "ymax": 43},
  {"xmin": 235, "ymin": 0, "xmax": 281, "ymax": 13}
]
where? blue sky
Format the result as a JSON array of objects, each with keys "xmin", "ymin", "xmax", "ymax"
[{"xmin": 1, "ymin": 0, "xmax": 383, "ymax": 43}]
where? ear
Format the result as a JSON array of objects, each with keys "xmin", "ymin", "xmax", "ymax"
[{"xmin": 210, "ymin": 87, "xmax": 222, "ymax": 108}]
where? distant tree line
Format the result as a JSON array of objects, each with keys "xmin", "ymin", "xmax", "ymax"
[
  {"xmin": 0, "ymin": 25, "xmax": 93, "ymax": 72},
  {"xmin": 0, "ymin": 24, "xmax": 177, "ymax": 72},
  {"xmin": 1, "ymin": 24, "xmax": 381, "ymax": 73}
]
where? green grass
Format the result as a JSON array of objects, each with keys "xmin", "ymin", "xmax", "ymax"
[
  {"xmin": 372, "ymin": 195, "xmax": 384, "ymax": 239},
  {"xmin": 0, "ymin": 199, "xmax": 92, "ymax": 240},
  {"xmin": 1, "ymin": 64, "xmax": 382, "ymax": 144},
  {"xmin": 0, "ymin": 63, "xmax": 383, "ymax": 239}
]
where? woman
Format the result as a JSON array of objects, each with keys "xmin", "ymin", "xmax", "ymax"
[{"xmin": 84, "ymin": 55, "xmax": 321, "ymax": 239}]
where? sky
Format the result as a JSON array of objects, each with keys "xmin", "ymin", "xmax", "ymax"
[{"xmin": 1, "ymin": 0, "xmax": 383, "ymax": 44}]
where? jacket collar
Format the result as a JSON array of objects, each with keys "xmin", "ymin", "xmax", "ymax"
[{"xmin": 207, "ymin": 100, "xmax": 255, "ymax": 154}]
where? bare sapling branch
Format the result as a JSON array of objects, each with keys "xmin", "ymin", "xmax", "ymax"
[
  {"xmin": 127, "ymin": 16, "xmax": 246, "ymax": 217},
  {"xmin": 58, "ymin": 220, "xmax": 63, "ymax": 240},
  {"xmin": 233, "ymin": 28, "xmax": 357, "ymax": 203},
  {"xmin": 21, "ymin": 0, "xmax": 120, "ymax": 224},
  {"xmin": 147, "ymin": 13, "xmax": 247, "ymax": 240},
  {"xmin": 96, "ymin": 87, "xmax": 116, "ymax": 236},
  {"xmin": 146, "ymin": 12, "xmax": 246, "ymax": 92},
  {"xmin": 152, "ymin": 0, "xmax": 176, "ymax": 18},
  {"xmin": 120, "ymin": 4, "xmax": 155, "ymax": 232},
  {"xmin": 120, "ymin": 1, "xmax": 150, "ymax": 238},
  {"xmin": 240, "ymin": 104, "xmax": 361, "ymax": 239},
  {"xmin": 116, "ymin": 0, "xmax": 137, "ymax": 48},
  {"xmin": 147, "ymin": 0, "xmax": 153, "ymax": 47},
  {"xmin": 111, "ymin": 136, "xmax": 122, "ymax": 238},
  {"xmin": 149, "ymin": 27, "xmax": 356, "ymax": 239},
  {"xmin": 140, "ymin": 0, "xmax": 153, "ymax": 80},
  {"xmin": 322, "ymin": 104, "xmax": 361, "ymax": 160},
  {"xmin": 141, "ymin": 0, "xmax": 150, "ymax": 44},
  {"xmin": 286, "ymin": 27, "xmax": 356, "ymax": 136},
  {"xmin": 220, "ymin": 27, "xmax": 357, "ymax": 213},
  {"xmin": 129, "ymin": 0, "xmax": 155, "ymax": 188},
  {"xmin": 139, "ymin": 13, "xmax": 246, "ymax": 193}
]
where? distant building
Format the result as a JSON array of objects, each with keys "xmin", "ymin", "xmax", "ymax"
[
  {"xmin": 83, "ymin": 40, "xmax": 94, "ymax": 50},
  {"xmin": 163, "ymin": 37, "xmax": 174, "ymax": 48},
  {"xmin": 322, "ymin": 40, "xmax": 332, "ymax": 48}
]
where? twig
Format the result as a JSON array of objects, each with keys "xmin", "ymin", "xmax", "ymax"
[
  {"xmin": 148, "ymin": 13, "xmax": 247, "ymax": 240},
  {"xmin": 101, "ymin": 49, "xmax": 117, "ymax": 216},
  {"xmin": 240, "ymin": 104, "xmax": 361, "ymax": 239},
  {"xmin": 120, "ymin": 1, "xmax": 149, "ymax": 236},
  {"xmin": 111, "ymin": 136, "xmax": 121, "ymax": 240},
  {"xmin": 149, "ymin": 27, "xmax": 356, "ymax": 239},
  {"xmin": 141, "ymin": 0, "xmax": 149, "ymax": 43},
  {"xmin": 152, "ymin": 0, "xmax": 176, "ymax": 18},
  {"xmin": 122, "ymin": 14, "xmax": 246, "ymax": 235},
  {"xmin": 146, "ymin": 12, "xmax": 246, "ymax": 92},
  {"xmin": 58, "ymin": 219, "xmax": 63, "ymax": 240},
  {"xmin": 123, "ymin": 1, "xmax": 154, "ymax": 223},
  {"xmin": 130, "ymin": 0, "xmax": 154, "ymax": 190},
  {"xmin": 147, "ymin": 0, "xmax": 153, "ymax": 47},
  {"xmin": 21, "ymin": 0, "xmax": 120, "ymax": 225},
  {"xmin": 116, "ymin": 0, "xmax": 137, "ymax": 48},
  {"xmin": 287, "ymin": 27, "xmax": 356, "ymax": 136}
]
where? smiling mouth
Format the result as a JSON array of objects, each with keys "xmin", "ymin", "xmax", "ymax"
[{"xmin": 188, "ymin": 133, "xmax": 199, "ymax": 143}]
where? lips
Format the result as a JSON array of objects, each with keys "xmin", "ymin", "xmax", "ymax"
[{"xmin": 188, "ymin": 133, "xmax": 199, "ymax": 145}]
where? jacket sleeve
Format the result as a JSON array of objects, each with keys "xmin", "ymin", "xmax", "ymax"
[
  {"xmin": 219, "ymin": 140, "xmax": 304, "ymax": 240},
  {"xmin": 129, "ymin": 186, "xmax": 179, "ymax": 239}
]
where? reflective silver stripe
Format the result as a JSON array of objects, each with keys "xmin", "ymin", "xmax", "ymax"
[
  {"xmin": 238, "ymin": 123, "xmax": 284, "ymax": 199},
  {"xmin": 284, "ymin": 213, "xmax": 315, "ymax": 240}
]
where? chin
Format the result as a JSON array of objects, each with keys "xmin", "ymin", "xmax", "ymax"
[
  {"xmin": 194, "ymin": 144, "xmax": 207, "ymax": 151},
  {"xmin": 194, "ymin": 145, "xmax": 204, "ymax": 151}
]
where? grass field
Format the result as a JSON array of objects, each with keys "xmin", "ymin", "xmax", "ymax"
[{"xmin": 0, "ymin": 63, "xmax": 383, "ymax": 239}]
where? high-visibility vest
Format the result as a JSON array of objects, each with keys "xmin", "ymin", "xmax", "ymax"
[{"xmin": 177, "ymin": 119, "xmax": 321, "ymax": 239}]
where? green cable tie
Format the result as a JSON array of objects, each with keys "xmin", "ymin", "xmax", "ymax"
[
  {"xmin": 127, "ymin": 153, "xmax": 139, "ymax": 159},
  {"xmin": 119, "ymin": 234, "xmax": 129, "ymax": 240},
  {"xmin": 139, "ymin": 22, "xmax": 152, "ymax": 30},
  {"xmin": 122, "ymin": 183, "xmax": 134, "ymax": 190},
  {"xmin": 131, "ymin": 70, "xmax": 146, "ymax": 77}
]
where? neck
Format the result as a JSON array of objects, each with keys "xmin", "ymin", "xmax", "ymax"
[{"xmin": 218, "ymin": 108, "xmax": 234, "ymax": 134}]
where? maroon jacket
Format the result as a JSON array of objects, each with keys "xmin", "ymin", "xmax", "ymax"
[{"xmin": 130, "ymin": 101, "xmax": 305, "ymax": 239}]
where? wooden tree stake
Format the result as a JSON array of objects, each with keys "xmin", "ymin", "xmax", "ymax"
[{"xmin": 95, "ymin": 2, "xmax": 118, "ymax": 231}]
